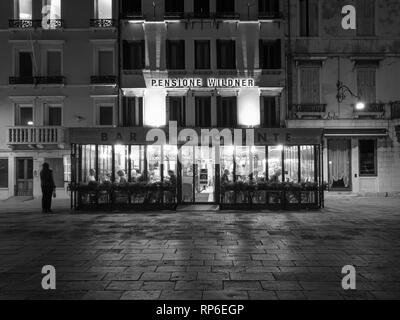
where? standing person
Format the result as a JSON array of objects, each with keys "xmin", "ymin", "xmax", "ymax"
[{"xmin": 40, "ymin": 163, "xmax": 56, "ymax": 213}]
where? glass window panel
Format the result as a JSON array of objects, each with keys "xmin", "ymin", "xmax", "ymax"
[
  {"xmin": 359, "ymin": 140, "xmax": 377, "ymax": 176},
  {"xmin": 300, "ymin": 146, "xmax": 315, "ymax": 182},
  {"xmin": 195, "ymin": 146, "xmax": 215, "ymax": 203},
  {"xmin": 98, "ymin": 145, "xmax": 112, "ymax": 182},
  {"xmin": 235, "ymin": 146, "xmax": 251, "ymax": 182},
  {"xmin": 96, "ymin": 0, "xmax": 112, "ymax": 19},
  {"xmin": 284, "ymin": 146, "xmax": 299, "ymax": 183},
  {"xmin": 181, "ymin": 146, "xmax": 194, "ymax": 202},
  {"xmin": 99, "ymin": 106, "xmax": 113, "ymax": 126},
  {"xmin": 115, "ymin": 145, "xmax": 128, "ymax": 183},
  {"xmin": 47, "ymin": 51, "xmax": 61, "ymax": 76},
  {"xmin": 81, "ymin": 145, "xmax": 96, "ymax": 182},
  {"xmin": 44, "ymin": 0, "xmax": 61, "ymax": 19},
  {"xmin": 18, "ymin": 0, "xmax": 32, "ymax": 19},
  {"xmin": 268, "ymin": 146, "xmax": 282, "ymax": 182},
  {"xmin": 98, "ymin": 50, "xmax": 113, "ymax": 76},
  {"xmin": 63, "ymin": 155, "xmax": 71, "ymax": 182},
  {"xmin": 0, "ymin": 159, "xmax": 8, "ymax": 188},
  {"xmin": 19, "ymin": 107, "xmax": 33, "ymax": 125},
  {"xmin": 251, "ymin": 146, "xmax": 266, "ymax": 182},
  {"xmin": 220, "ymin": 146, "xmax": 234, "ymax": 183},
  {"xmin": 163, "ymin": 145, "xmax": 178, "ymax": 180},
  {"xmin": 130, "ymin": 146, "xmax": 145, "ymax": 182},
  {"xmin": 147, "ymin": 145, "xmax": 162, "ymax": 182}
]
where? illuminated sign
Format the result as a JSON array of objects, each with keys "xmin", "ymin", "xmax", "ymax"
[{"xmin": 150, "ymin": 78, "xmax": 255, "ymax": 88}]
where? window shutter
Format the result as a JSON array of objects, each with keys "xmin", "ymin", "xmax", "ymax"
[
  {"xmin": 274, "ymin": 40, "xmax": 281, "ymax": 69},
  {"xmin": 309, "ymin": 0, "xmax": 319, "ymax": 36},
  {"xmin": 232, "ymin": 97, "xmax": 238, "ymax": 127},
  {"xmin": 180, "ymin": 40, "xmax": 185, "ymax": 69},
  {"xmin": 259, "ymin": 40, "xmax": 264, "ymax": 69},
  {"xmin": 216, "ymin": 40, "xmax": 221, "ymax": 69},
  {"xmin": 357, "ymin": 67, "xmax": 376, "ymax": 103},
  {"xmin": 357, "ymin": 0, "xmax": 375, "ymax": 36}
]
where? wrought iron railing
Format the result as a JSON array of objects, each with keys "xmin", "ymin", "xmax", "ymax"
[
  {"xmin": 164, "ymin": 11, "xmax": 186, "ymax": 19},
  {"xmin": 41, "ymin": 19, "xmax": 64, "ymax": 29},
  {"xmin": 91, "ymin": 75, "xmax": 117, "ymax": 84},
  {"xmin": 354, "ymin": 103, "xmax": 385, "ymax": 113},
  {"xmin": 90, "ymin": 19, "xmax": 116, "ymax": 28},
  {"xmin": 291, "ymin": 104, "xmax": 327, "ymax": 113},
  {"xmin": 9, "ymin": 76, "xmax": 35, "ymax": 85},
  {"xmin": 35, "ymin": 76, "xmax": 65, "ymax": 85},
  {"xmin": 258, "ymin": 11, "xmax": 283, "ymax": 19},
  {"xmin": 9, "ymin": 19, "xmax": 36, "ymax": 28},
  {"xmin": 215, "ymin": 12, "xmax": 240, "ymax": 19}
]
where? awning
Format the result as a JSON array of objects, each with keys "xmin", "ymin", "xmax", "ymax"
[{"xmin": 324, "ymin": 129, "xmax": 388, "ymax": 137}]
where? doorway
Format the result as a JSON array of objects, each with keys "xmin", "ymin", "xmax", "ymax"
[
  {"xmin": 328, "ymin": 139, "xmax": 352, "ymax": 190},
  {"xmin": 16, "ymin": 158, "xmax": 33, "ymax": 196},
  {"xmin": 180, "ymin": 146, "xmax": 216, "ymax": 204}
]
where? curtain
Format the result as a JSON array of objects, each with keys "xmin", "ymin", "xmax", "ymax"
[
  {"xmin": 300, "ymin": 146, "xmax": 315, "ymax": 182},
  {"xmin": 328, "ymin": 140, "xmax": 351, "ymax": 188},
  {"xmin": 284, "ymin": 146, "xmax": 299, "ymax": 183}
]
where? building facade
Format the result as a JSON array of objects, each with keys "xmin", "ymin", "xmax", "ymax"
[
  {"xmin": 0, "ymin": 0, "xmax": 118, "ymax": 199},
  {"xmin": 1, "ymin": 0, "xmax": 398, "ymax": 205},
  {"xmin": 286, "ymin": 0, "xmax": 400, "ymax": 196}
]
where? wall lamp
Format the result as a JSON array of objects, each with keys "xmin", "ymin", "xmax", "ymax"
[{"xmin": 336, "ymin": 80, "xmax": 365, "ymax": 110}]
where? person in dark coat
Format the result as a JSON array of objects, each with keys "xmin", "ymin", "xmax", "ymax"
[{"xmin": 40, "ymin": 163, "xmax": 56, "ymax": 213}]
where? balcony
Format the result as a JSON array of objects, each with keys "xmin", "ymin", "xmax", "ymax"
[
  {"xmin": 164, "ymin": 12, "xmax": 186, "ymax": 20},
  {"xmin": 90, "ymin": 19, "xmax": 116, "ymax": 28},
  {"xmin": 353, "ymin": 103, "xmax": 385, "ymax": 119},
  {"xmin": 290, "ymin": 104, "xmax": 327, "ymax": 119},
  {"xmin": 121, "ymin": 12, "xmax": 144, "ymax": 20},
  {"xmin": 9, "ymin": 76, "xmax": 35, "ymax": 85},
  {"xmin": 8, "ymin": 127, "xmax": 65, "ymax": 146},
  {"xmin": 258, "ymin": 11, "xmax": 283, "ymax": 20},
  {"xmin": 215, "ymin": 12, "xmax": 240, "ymax": 20},
  {"xmin": 41, "ymin": 19, "xmax": 64, "ymax": 29},
  {"xmin": 91, "ymin": 75, "xmax": 117, "ymax": 85},
  {"xmin": 9, "ymin": 19, "xmax": 37, "ymax": 29},
  {"xmin": 35, "ymin": 76, "xmax": 65, "ymax": 85},
  {"xmin": 391, "ymin": 101, "xmax": 400, "ymax": 119}
]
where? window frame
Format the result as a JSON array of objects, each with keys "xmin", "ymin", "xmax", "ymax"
[
  {"xmin": 14, "ymin": 0, "xmax": 33, "ymax": 20},
  {"xmin": 94, "ymin": 0, "xmax": 113, "ymax": 19},
  {"xmin": 194, "ymin": 40, "xmax": 211, "ymax": 70},
  {"xmin": 359, "ymin": 139, "xmax": 378, "ymax": 177},
  {"xmin": 0, "ymin": 159, "xmax": 9, "ymax": 189},
  {"xmin": 15, "ymin": 103, "xmax": 34, "ymax": 126},
  {"xmin": 216, "ymin": 39, "xmax": 236, "ymax": 70}
]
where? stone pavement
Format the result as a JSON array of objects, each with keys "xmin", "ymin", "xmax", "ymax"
[{"xmin": 0, "ymin": 196, "xmax": 399, "ymax": 300}]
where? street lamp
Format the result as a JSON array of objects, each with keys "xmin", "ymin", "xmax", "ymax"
[{"xmin": 336, "ymin": 80, "xmax": 365, "ymax": 110}]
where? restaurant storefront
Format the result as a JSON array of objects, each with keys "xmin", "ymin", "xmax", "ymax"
[{"xmin": 69, "ymin": 127, "xmax": 324, "ymax": 210}]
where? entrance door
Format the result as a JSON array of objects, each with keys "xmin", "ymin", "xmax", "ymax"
[
  {"xmin": 328, "ymin": 139, "xmax": 352, "ymax": 190},
  {"xmin": 180, "ymin": 146, "xmax": 215, "ymax": 204},
  {"xmin": 16, "ymin": 158, "xmax": 33, "ymax": 196}
]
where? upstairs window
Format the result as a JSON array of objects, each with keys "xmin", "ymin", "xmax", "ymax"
[
  {"xmin": 194, "ymin": 0, "xmax": 210, "ymax": 15},
  {"xmin": 98, "ymin": 50, "xmax": 114, "ymax": 76},
  {"xmin": 258, "ymin": 0, "xmax": 279, "ymax": 15},
  {"xmin": 16, "ymin": 105, "xmax": 33, "ymax": 126},
  {"xmin": 15, "ymin": 0, "xmax": 32, "ymax": 19},
  {"xmin": 195, "ymin": 40, "xmax": 210, "ymax": 70},
  {"xmin": 167, "ymin": 96, "xmax": 186, "ymax": 127},
  {"xmin": 216, "ymin": 0, "xmax": 235, "ymax": 14},
  {"xmin": 217, "ymin": 97, "xmax": 237, "ymax": 127},
  {"xmin": 47, "ymin": 51, "xmax": 62, "ymax": 76},
  {"xmin": 121, "ymin": 0, "xmax": 142, "ymax": 17},
  {"xmin": 357, "ymin": 0, "xmax": 375, "ymax": 36},
  {"xmin": 123, "ymin": 40, "xmax": 145, "ymax": 70},
  {"xmin": 165, "ymin": 0, "xmax": 184, "ymax": 14},
  {"xmin": 299, "ymin": 65, "xmax": 320, "ymax": 104},
  {"xmin": 195, "ymin": 97, "xmax": 211, "ymax": 127},
  {"xmin": 43, "ymin": 0, "xmax": 61, "ymax": 19},
  {"xmin": 299, "ymin": 0, "xmax": 319, "ymax": 37},
  {"xmin": 359, "ymin": 140, "xmax": 377, "ymax": 176},
  {"xmin": 261, "ymin": 97, "xmax": 279, "ymax": 128},
  {"xmin": 18, "ymin": 52, "xmax": 33, "ymax": 77},
  {"xmin": 217, "ymin": 40, "xmax": 236, "ymax": 69},
  {"xmin": 95, "ymin": 0, "xmax": 113, "ymax": 19},
  {"xmin": 98, "ymin": 105, "xmax": 114, "ymax": 126},
  {"xmin": 46, "ymin": 104, "xmax": 62, "ymax": 126},
  {"xmin": 122, "ymin": 97, "xmax": 143, "ymax": 127},
  {"xmin": 259, "ymin": 40, "xmax": 281, "ymax": 69},
  {"xmin": 166, "ymin": 40, "xmax": 185, "ymax": 70},
  {"xmin": 356, "ymin": 63, "xmax": 377, "ymax": 104}
]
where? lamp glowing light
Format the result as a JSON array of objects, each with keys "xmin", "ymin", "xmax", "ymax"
[{"xmin": 355, "ymin": 102, "xmax": 366, "ymax": 110}]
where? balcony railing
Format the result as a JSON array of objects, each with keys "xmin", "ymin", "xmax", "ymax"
[
  {"xmin": 353, "ymin": 103, "xmax": 385, "ymax": 118},
  {"xmin": 91, "ymin": 75, "xmax": 117, "ymax": 85},
  {"xmin": 187, "ymin": 12, "xmax": 213, "ymax": 20},
  {"xmin": 9, "ymin": 19, "xmax": 36, "ymax": 28},
  {"xmin": 258, "ymin": 11, "xmax": 283, "ymax": 20},
  {"xmin": 215, "ymin": 12, "xmax": 240, "ymax": 19},
  {"xmin": 9, "ymin": 76, "xmax": 65, "ymax": 85},
  {"xmin": 8, "ymin": 127, "xmax": 65, "ymax": 145},
  {"xmin": 391, "ymin": 101, "xmax": 400, "ymax": 119},
  {"xmin": 290, "ymin": 104, "xmax": 327, "ymax": 119},
  {"xmin": 121, "ymin": 12, "xmax": 144, "ymax": 20},
  {"xmin": 164, "ymin": 11, "xmax": 186, "ymax": 20},
  {"xmin": 9, "ymin": 76, "xmax": 35, "ymax": 85},
  {"xmin": 35, "ymin": 76, "xmax": 65, "ymax": 85},
  {"xmin": 41, "ymin": 19, "xmax": 64, "ymax": 29},
  {"xmin": 90, "ymin": 19, "xmax": 116, "ymax": 28}
]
